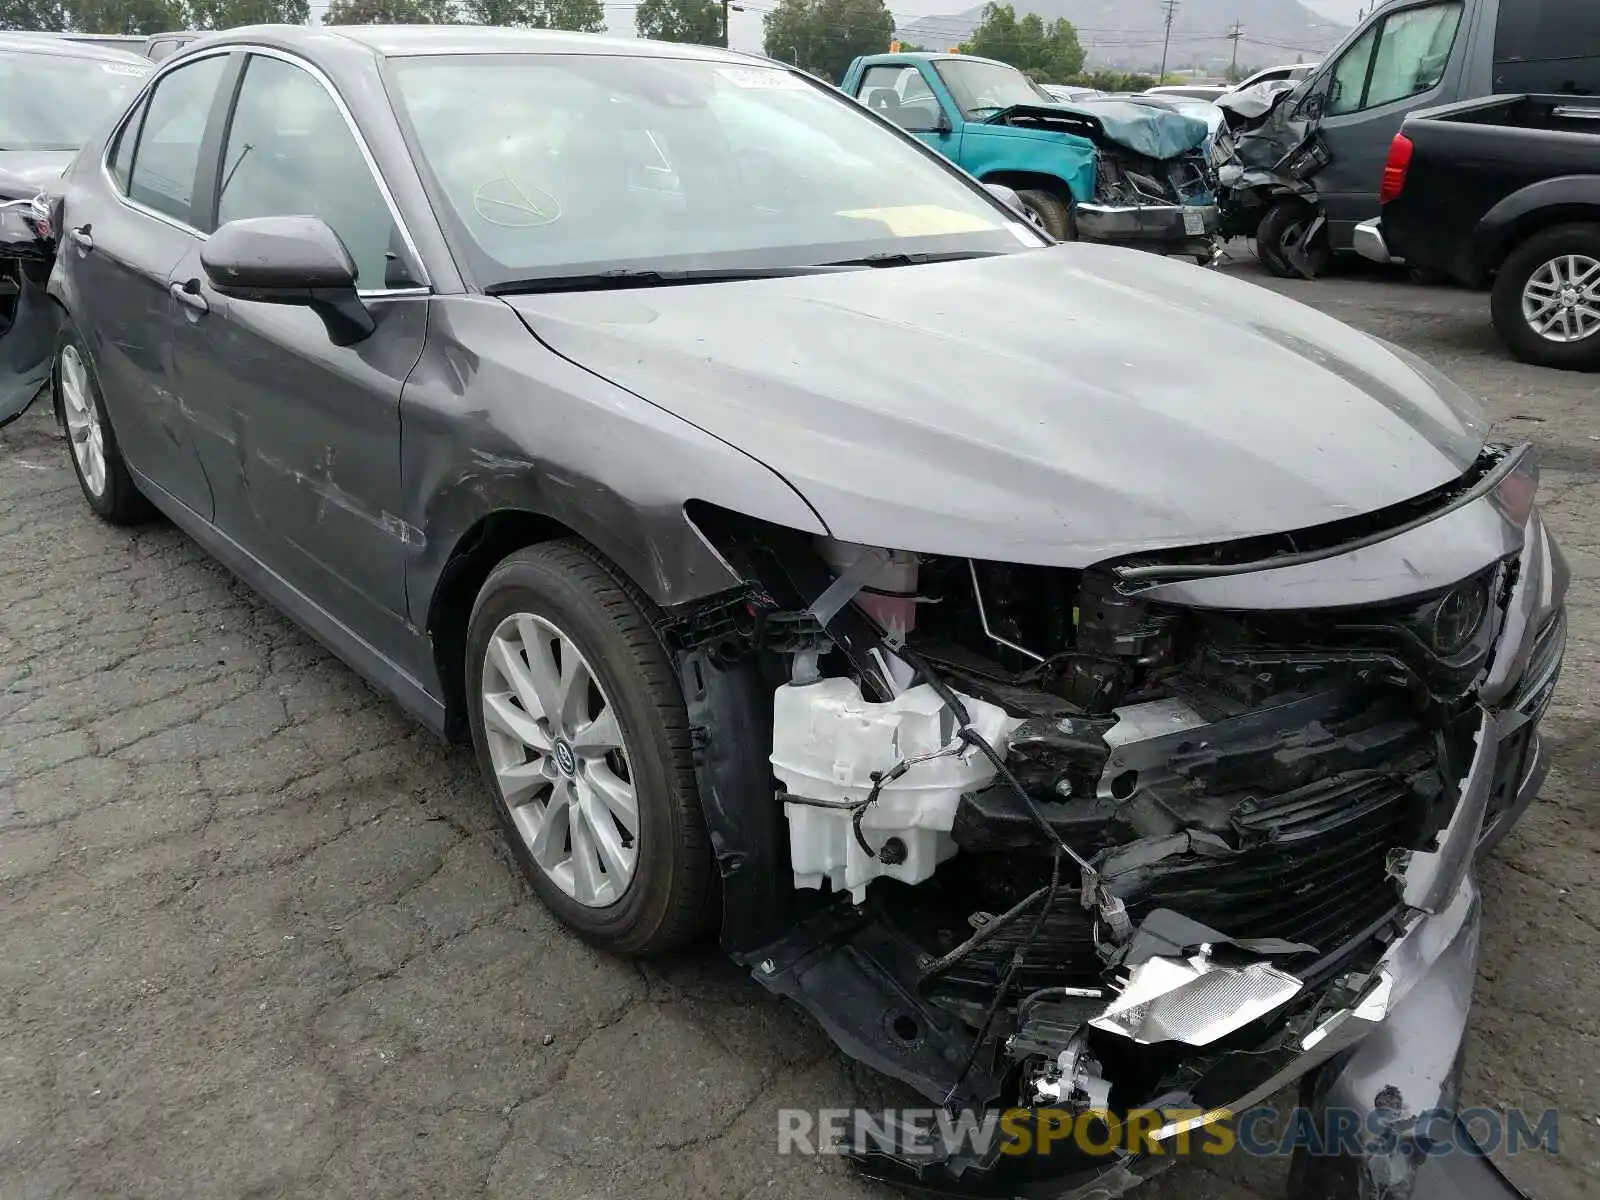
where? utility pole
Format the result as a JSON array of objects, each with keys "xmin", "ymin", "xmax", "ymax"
[
  {"xmin": 1226, "ymin": 20, "xmax": 1244, "ymax": 79},
  {"xmin": 1158, "ymin": 0, "xmax": 1179, "ymax": 83},
  {"xmin": 722, "ymin": 0, "xmax": 730, "ymax": 47}
]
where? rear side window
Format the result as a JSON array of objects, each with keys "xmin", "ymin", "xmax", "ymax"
[
  {"xmin": 125, "ymin": 54, "xmax": 228, "ymax": 226},
  {"xmin": 108, "ymin": 98, "xmax": 145, "ymax": 191}
]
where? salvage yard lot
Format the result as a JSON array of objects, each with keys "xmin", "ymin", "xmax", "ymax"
[{"xmin": 1, "ymin": 259, "xmax": 1597, "ymax": 1200}]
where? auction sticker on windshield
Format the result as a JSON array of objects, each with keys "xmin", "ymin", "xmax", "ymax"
[
  {"xmin": 100, "ymin": 63, "xmax": 149, "ymax": 76},
  {"xmin": 838, "ymin": 205, "xmax": 1002, "ymax": 237},
  {"xmin": 717, "ymin": 67, "xmax": 808, "ymax": 89}
]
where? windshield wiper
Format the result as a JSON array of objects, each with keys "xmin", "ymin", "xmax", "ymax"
[
  {"xmin": 485, "ymin": 265, "xmax": 849, "ymax": 295},
  {"xmin": 824, "ymin": 250, "xmax": 1003, "ymax": 268}
]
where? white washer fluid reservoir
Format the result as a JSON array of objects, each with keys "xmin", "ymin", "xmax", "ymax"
[{"xmin": 771, "ymin": 677, "xmax": 1020, "ymax": 903}]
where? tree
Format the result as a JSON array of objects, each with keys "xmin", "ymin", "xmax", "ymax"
[
  {"xmin": 187, "ymin": 0, "xmax": 307, "ymax": 28},
  {"xmin": 635, "ymin": 0, "xmax": 721, "ymax": 45},
  {"xmin": 66, "ymin": 0, "xmax": 181, "ymax": 32},
  {"xmin": 459, "ymin": 0, "xmax": 603, "ymax": 28},
  {"xmin": 325, "ymin": 0, "xmax": 455, "ymax": 21},
  {"xmin": 0, "ymin": 0, "xmax": 66, "ymax": 30},
  {"xmin": 958, "ymin": 2, "xmax": 1083, "ymax": 83},
  {"xmin": 762, "ymin": 0, "xmax": 891, "ymax": 83}
]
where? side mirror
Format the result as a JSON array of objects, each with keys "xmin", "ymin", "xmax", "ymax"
[
  {"xmin": 934, "ymin": 109, "xmax": 953, "ymax": 133},
  {"xmin": 200, "ymin": 215, "xmax": 376, "ymax": 346}
]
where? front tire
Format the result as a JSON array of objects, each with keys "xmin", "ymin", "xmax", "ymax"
[
  {"xmin": 54, "ymin": 328, "xmax": 152, "ymax": 525},
  {"xmin": 1490, "ymin": 223, "xmax": 1600, "ymax": 372},
  {"xmin": 1256, "ymin": 200, "xmax": 1330, "ymax": 279},
  {"xmin": 1015, "ymin": 188, "xmax": 1077, "ymax": 241},
  {"xmin": 465, "ymin": 540, "xmax": 715, "ymax": 956}
]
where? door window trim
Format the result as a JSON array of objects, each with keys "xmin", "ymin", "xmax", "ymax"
[
  {"xmin": 102, "ymin": 42, "xmax": 433, "ymax": 297},
  {"xmin": 100, "ymin": 47, "xmax": 237, "ymax": 239},
  {"xmin": 217, "ymin": 46, "xmax": 432, "ymax": 296}
]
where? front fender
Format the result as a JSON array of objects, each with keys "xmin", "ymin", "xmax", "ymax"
[
  {"xmin": 959, "ymin": 124, "xmax": 1098, "ymax": 202},
  {"xmin": 1476, "ymin": 174, "xmax": 1600, "ymax": 279},
  {"xmin": 401, "ymin": 296, "xmax": 829, "ymax": 626}
]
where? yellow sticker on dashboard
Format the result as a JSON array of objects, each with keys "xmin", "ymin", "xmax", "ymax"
[{"xmin": 837, "ymin": 205, "xmax": 1001, "ymax": 237}]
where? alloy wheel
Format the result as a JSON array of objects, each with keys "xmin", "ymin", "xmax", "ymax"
[
  {"xmin": 480, "ymin": 612, "xmax": 639, "ymax": 908},
  {"xmin": 59, "ymin": 344, "xmax": 106, "ymax": 497},
  {"xmin": 1522, "ymin": 254, "xmax": 1600, "ymax": 344}
]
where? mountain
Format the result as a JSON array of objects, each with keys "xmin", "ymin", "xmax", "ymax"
[{"xmin": 899, "ymin": 0, "xmax": 1349, "ymax": 74}]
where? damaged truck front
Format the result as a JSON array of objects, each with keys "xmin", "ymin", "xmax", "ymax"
[
  {"xmin": 841, "ymin": 53, "xmax": 1220, "ymax": 259},
  {"xmin": 581, "ymin": 256, "xmax": 1569, "ymax": 1197}
]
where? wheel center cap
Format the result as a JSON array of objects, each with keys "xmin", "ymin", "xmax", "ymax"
[{"xmin": 553, "ymin": 738, "xmax": 577, "ymax": 776}]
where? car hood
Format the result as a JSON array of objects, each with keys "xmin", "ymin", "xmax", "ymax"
[
  {"xmin": 0, "ymin": 150, "xmax": 74, "ymax": 200},
  {"xmin": 503, "ymin": 244, "xmax": 1488, "ymax": 567}
]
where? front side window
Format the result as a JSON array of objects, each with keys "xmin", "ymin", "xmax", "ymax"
[
  {"xmin": 934, "ymin": 58, "xmax": 1052, "ymax": 117},
  {"xmin": 126, "ymin": 53, "xmax": 228, "ymax": 226},
  {"xmin": 218, "ymin": 54, "xmax": 404, "ymax": 288},
  {"xmin": 858, "ymin": 64, "xmax": 942, "ymax": 132},
  {"xmin": 0, "ymin": 50, "xmax": 149, "ymax": 154},
  {"xmin": 388, "ymin": 55, "xmax": 1038, "ymax": 291},
  {"xmin": 1327, "ymin": 2, "xmax": 1462, "ymax": 116}
]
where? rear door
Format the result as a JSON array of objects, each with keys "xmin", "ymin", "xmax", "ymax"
[
  {"xmin": 56, "ymin": 49, "xmax": 237, "ymax": 519},
  {"xmin": 171, "ymin": 49, "xmax": 429, "ymax": 661}
]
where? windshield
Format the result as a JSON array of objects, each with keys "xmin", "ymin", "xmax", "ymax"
[
  {"xmin": 387, "ymin": 54, "xmax": 1040, "ymax": 289},
  {"xmin": 0, "ymin": 50, "xmax": 149, "ymax": 152},
  {"xmin": 934, "ymin": 58, "xmax": 1053, "ymax": 116}
]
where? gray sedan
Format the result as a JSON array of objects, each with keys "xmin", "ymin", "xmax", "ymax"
[{"xmin": 14, "ymin": 24, "xmax": 1564, "ymax": 1200}]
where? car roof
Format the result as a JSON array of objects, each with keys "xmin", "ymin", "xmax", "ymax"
[
  {"xmin": 0, "ymin": 32, "xmax": 153, "ymax": 65},
  {"xmin": 201, "ymin": 22, "xmax": 762, "ymax": 64},
  {"xmin": 872, "ymin": 51, "xmax": 1012, "ymax": 68}
]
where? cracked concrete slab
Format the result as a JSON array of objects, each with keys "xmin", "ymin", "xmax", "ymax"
[{"xmin": 1, "ymin": 258, "xmax": 1595, "ymax": 1200}]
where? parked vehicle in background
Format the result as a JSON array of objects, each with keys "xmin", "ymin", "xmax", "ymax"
[
  {"xmin": 45, "ymin": 32, "xmax": 147, "ymax": 54},
  {"xmin": 841, "ymin": 52, "xmax": 1220, "ymax": 257},
  {"xmin": 0, "ymin": 35, "xmax": 151, "ymax": 425},
  {"xmin": 1231, "ymin": 62, "xmax": 1318, "ymax": 92},
  {"xmin": 1358, "ymin": 92, "xmax": 1600, "ymax": 370},
  {"xmin": 1040, "ymin": 83, "xmax": 1101, "ymax": 102},
  {"xmin": 1142, "ymin": 83, "xmax": 1231, "ymax": 101},
  {"xmin": 145, "ymin": 31, "xmax": 202, "ymax": 61},
  {"xmin": 1227, "ymin": 0, "xmax": 1600, "ymax": 271}
]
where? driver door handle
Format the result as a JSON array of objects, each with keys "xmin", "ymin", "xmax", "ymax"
[
  {"xmin": 170, "ymin": 279, "xmax": 208, "ymax": 315},
  {"xmin": 68, "ymin": 224, "xmax": 93, "ymax": 251}
]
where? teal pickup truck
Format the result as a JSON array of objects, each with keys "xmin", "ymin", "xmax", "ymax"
[{"xmin": 840, "ymin": 52, "xmax": 1221, "ymax": 259}]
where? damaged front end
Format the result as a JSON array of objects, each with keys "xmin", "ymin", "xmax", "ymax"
[
  {"xmin": 0, "ymin": 186, "xmax": 61, "ymax": 427},
  {"xmin": 991, "ymin": 101, "xmax": 1221, "ymax": 260},
  {"xmin": 667, "ymin": 442, "xmax": 1564, "ymax": 1199}
]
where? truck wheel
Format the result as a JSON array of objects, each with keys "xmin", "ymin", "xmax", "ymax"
[
  {"xmin": 1256, "ymin": 201, "xmax": 1329, "ymax": 279},
  {"xmin": 1015, "ymin": 189, "xmax": 1077, "ymax": 241},
  {"xmin": 1491, "ymin": 223, "xmax": 1600, "ymax": 372}
]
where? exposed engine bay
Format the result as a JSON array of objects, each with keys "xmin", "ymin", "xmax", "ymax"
[
  {"xmin": 664, "ymin": 442, "xmax": 1564, "ymax": 1194},
  {"xmin": 988, "ymin": 104, "xmax": 1216, "ymax": 211}
]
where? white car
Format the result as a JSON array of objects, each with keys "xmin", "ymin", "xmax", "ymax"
[{"xmin": 1232, "ymin": 62, "xmax": 1319, "ymax": 91}]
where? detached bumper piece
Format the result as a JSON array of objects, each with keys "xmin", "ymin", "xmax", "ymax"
[{"xmin": 1075, "ymin": 202, "xmax": 1220, "ymax": 257}]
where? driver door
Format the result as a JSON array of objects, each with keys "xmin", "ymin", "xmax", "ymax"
[{"xmin": 1310, "ymin": 0, "xmax": 1470, "ymax": 240}]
